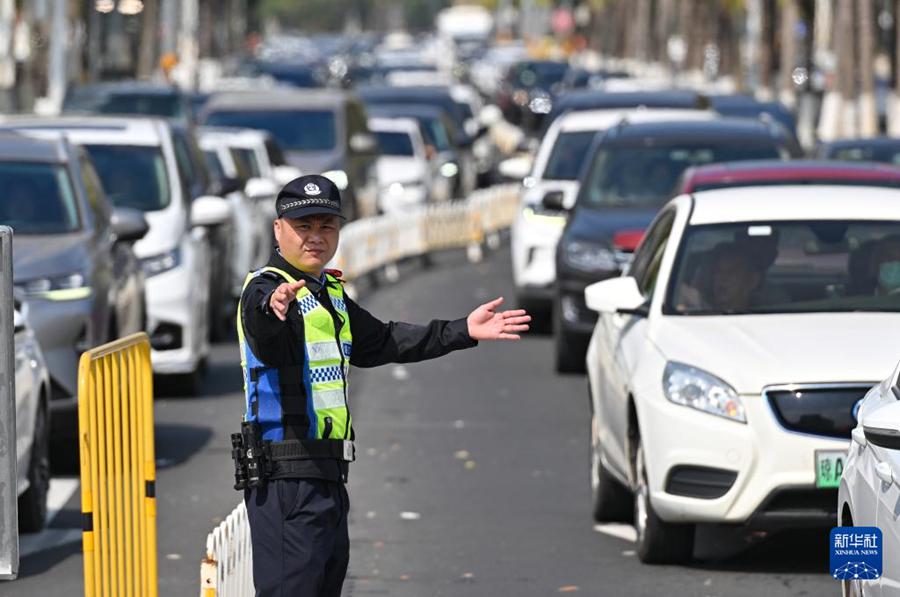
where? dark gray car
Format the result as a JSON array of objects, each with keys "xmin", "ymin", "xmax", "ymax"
[
  {"xmin": 0, "ymin": 132, "xmax": 148, "ymax": 456},
  {"xmin": 200, "ymin": 90, "xmax": 379, "ymax": 221}
]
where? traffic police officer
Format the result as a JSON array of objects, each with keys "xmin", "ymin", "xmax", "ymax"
[{"xmin": 236, "ymin": 174, "xmax": 531, "ymax": 596}]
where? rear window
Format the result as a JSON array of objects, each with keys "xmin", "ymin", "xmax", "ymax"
[
  {"xmin": 375, "ymin": 131, "xmax": 414, "ymax": 156},
  {"xmin": 99, "ymin": 94, "xmax": 183, "ymax": 119},
  {"xmin": 203, "ymin": 110, "xmax": 337, "ymax": 152},
  {"xmin": 579, "ymin": 142, "xmax": 783, "ymax": 208},
  {"xmin": 0, "ymin": 162, "xmax": 80, "ymax": 234},
  {"xmin": 84, "ymin": 145, "xmax": 171, "ymax": 211},
  {"xmin": 829, "ymin": 146, "xmax": 900, "ymax": 166}
]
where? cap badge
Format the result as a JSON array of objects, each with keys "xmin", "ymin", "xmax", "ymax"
[{"xmin": 304, "ymin": 183, "xmax": 322, "ymax": 196}]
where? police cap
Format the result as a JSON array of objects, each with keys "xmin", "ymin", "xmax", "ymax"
[{"xmin": 275, "ymin": 174, "xmax": 343, "ymax": 220}]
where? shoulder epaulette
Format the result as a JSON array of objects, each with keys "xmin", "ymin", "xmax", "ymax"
[{"xmin": 324, "ymin": 269, "xmax": 346, "ymax": 284}]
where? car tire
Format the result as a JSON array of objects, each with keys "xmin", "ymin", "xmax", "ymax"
[
  {"xmin": 590, "ymin": 407, "xmax": 631, "ymax": 522},
  {"xmin": 841, "ymin": 512, "xmax": 865, "ymax": 596},
  {"xmin": 554, "ymin": 300, "xmax": 584, "ymax": 373},
  {"xmin": 634, "ymin": 439, "xmax": 694, "ymax": 564},
  {"xmin": 19, "ymin": 400, "xmax": 50, "ymax": 534}
]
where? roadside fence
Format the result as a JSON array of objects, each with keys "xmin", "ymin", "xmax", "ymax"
[
  {"xmin": 198, "ymin": 183, "xmax": 521, "ymax": 596},
  {"xmin": 0, "ymin": 227, "xmax": 16, "ymax": 580},
  {"xmin": 78, "ymin": 332, "xmax": 157, "ymax": 597}
]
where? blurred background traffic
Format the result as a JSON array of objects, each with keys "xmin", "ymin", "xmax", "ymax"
[{"xmin": 4, "ymin": 0, "xmax": 900, "ymax": 594}]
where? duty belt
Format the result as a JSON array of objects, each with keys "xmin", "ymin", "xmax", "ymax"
[{"xmin": 269, "ymin": 438, "xmax": 356, "ymax": 462}]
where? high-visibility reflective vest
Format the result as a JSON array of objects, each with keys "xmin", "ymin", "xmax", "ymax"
[{"xmin": 237, "ymin": 266, "xmax": 353, "ymax": 443}]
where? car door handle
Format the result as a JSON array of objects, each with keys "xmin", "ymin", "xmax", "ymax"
[
  {"xmin": 852, "ymin": 427, "xmax": 868, "ymax": 447},
  {"xmin": 876, "ymin": 462, "xmax": 894, "ymax": 485}
]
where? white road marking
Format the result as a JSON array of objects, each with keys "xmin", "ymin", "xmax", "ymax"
[
  {"xmin": 18, "ymin": 478, "xmax": 80, "ymax": 558},
  {"xmin": 593, "ymin": 523, "xmax": 637, "ymax": 543},
  {"xmin": 46, "ymin": 478, "xmax": 79, "ymax": 526}
]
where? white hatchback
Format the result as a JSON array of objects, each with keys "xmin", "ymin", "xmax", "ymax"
[
  {"xmin": 840, "ymin": 359, "xmax": 900, "ymax": 596},
  {"xmin": 510, "ymin": 108, "xmax": 714, "ymax": 315},
  {"xmin": 369, "ymin": 117, "xmax": 439, "ymax": 213},
  {"xmin": 584, "ymin": 185, "xmax": 900, "ymax": 564}
]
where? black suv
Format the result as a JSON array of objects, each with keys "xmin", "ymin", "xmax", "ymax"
[{"xmin": 552, "ymin": 118, "xmax": 800, "ymax": 372}]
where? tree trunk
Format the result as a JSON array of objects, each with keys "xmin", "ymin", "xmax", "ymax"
[
  {"xmin": 136, "ymin": 0, "xmax": 159, "ymax": 80},
  {"xmin": 891, "ymin": 0, "xmax": 900, "ymax": 134},
  {"xmin": 836, "ymin": 0, "xmax": 857, "ymax": 137},
  {"xmin": 778, "ymin": 0, "xmax": 798, "ymax": 109},
  {"xmin": 758, "ymin": 0, "xmax": 775, "ymax": 100},
  {"xmin": 857, "ymin": 0, "xmax": 877, "ymax": 136}
]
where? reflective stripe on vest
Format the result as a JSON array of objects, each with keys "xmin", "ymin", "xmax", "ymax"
[{"xmin": 237, "ymin": 266, "xmax": 353, "ymax": 443}]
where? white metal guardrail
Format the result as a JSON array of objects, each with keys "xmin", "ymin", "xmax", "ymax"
[
  {"xmin": 0, "ymin": 226, "xmax": 17, "ymax": 580},
  {"xmin": 198, "ymin": 184, "xmax": 520, "ymax": 596}
]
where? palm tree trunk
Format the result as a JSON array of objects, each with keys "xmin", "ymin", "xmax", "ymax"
[
  {"xmin": 778, "ymin": 0, "xmax": 799, "ymax": 109},
  {"xmin": 137, "ymin": 0, "xmax": 159, "ymax": 80},
  {"xmin": 857, "ymin": 0, "xmax": 877, "ymax": 136},
  {"xmin": 891, "ymin": 0, "xmax": 900, "ymax": 134}
]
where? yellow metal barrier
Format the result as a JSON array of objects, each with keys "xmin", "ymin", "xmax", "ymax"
[{"xmin": 78, "ymin": 332, "xmax": 158, "ymax": 597}]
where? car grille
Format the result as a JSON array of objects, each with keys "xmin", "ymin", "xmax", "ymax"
[{"xmin": 764, "ymin": 384, "xmax": 873, "ymax": 439}]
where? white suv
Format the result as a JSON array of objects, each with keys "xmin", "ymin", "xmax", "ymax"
[{"xmin": 584, "ymin": 185, "xmax": 900, "ymax": 563}]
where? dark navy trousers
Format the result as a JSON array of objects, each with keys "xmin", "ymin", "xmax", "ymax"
[{"xmin": 245, "ymin": 479, "xmax": 350, "ymax": 597}]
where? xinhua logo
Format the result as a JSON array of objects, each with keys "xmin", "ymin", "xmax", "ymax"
[{"xmin": 830, "ymin": 527, "xmax": 882, "ymax": 581}]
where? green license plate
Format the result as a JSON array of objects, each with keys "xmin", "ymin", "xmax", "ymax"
[{"xmin": 815, "ymin": 450, "xmax": 846, "ymax": 489}]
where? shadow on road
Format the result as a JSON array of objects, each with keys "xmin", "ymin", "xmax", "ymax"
[
  {"xmin": 693, "ymin": 528, "xmax": 828, "ymax": 574},
  {"xmin": 154, "ymin": 422, "xmax": 214, "ymax": 469}
]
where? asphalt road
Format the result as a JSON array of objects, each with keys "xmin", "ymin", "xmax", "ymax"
[{"xmin": 1, "ymin": 242, "xmax": 838, "ymax": 596}]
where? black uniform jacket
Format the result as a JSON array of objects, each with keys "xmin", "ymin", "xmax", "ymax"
[{"xmin": 240, "ymin": 250, "xmax": 478, "ymax": 481}]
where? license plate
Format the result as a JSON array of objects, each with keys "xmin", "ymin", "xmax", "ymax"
[{"xmin": 815, "ymin": 450, "xmax": 846, "ymax": 489}]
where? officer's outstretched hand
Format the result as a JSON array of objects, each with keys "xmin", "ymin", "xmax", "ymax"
[
  {"xmin": 269, "ymin": 280, "xmax": 306, "ymax": 321},
  {"xmin": 467, "ymin": 297, "xmax": 531, "ymax": 341}
]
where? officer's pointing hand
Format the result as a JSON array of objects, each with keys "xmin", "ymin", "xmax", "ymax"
[
  {"xmin": 467, "ymin": 297, "xmax": 531, "ymax": 341},
  {"xmin": 269, "ymin": 280, "xmax": 306, "ymax": 321}
]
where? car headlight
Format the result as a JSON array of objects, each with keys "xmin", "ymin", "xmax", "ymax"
[
  {"xmin": 662, "ymin": 362, "xmax": 746, "ymax": 423},
  {"xmin": 17, "ymin": 272, "xmax": 91, "ymax": 301},
  {"xmin": 141, "ymin": 247, "xmax": 181, "ymax": 277},
  {"xmin": 440, "ymin": 162, "xmax": 459, "ymax": 178},
  {"xmin": 561, "ymin": 241, "xmax": 618, "ymax": 272}
]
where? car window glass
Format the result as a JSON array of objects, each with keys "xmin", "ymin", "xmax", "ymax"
[
  {"xmin": 666, "ymin": 221, "xmax": 900, "ymax": 315},
  {"xmin": 374, "ymin": 131, "xmax": 414, "ymax": 156},
  {"xmin": 265, "ymin": 138, "xmax": 286, "ymax": 166},
  {"xmin": 204, "ymin": 110, "xmax": 337, "ymax": 151},
  {"xmin": 235, "ymin": 148, "xmax": 261, "ymax": 178},
  {"xmin": 630, "ymin": 210, "xmax": 675, "ymax": 298},
  {"xmin": 543, "ymin": 131, "xmax": 596, "ymax": 180},
  {"xmin": 0, "ymin": 162, "xmax": 80, "ymax": 233},
  {"xmin": 79, "ymin": 154, "xmax": 110, "ymax": 222},
  {"xmin": 346, "ymin": 101, "xmax": 368, "ymax": 140},
  {"xmin": 204, "ymin": 150, "xmax": 226, "ymax": 182},
  {"xmin": 580, "ymin": 143, "xmax": 782, "ymax": 208},
  {"xmin": 84, "ymin": 145, "xmax": 171, "ymax": 211},
  {"xmin": 172, "ymin": 133, "xmax": 198, "ymax": 198}
]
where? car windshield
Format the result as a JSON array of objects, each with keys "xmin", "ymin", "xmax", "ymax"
[
  {"xmin": 0, "ymin": 162, "xmax": 80, "ymax": 234},
  {"xmin": 579, "ymin": 143, "xmax": 783, "ymax": 208},
  {"xmin": 84, "ymin": 145, "xmax": 171, "ymax": 211},
  {"xmin": 100, "ymin": 94, "xmax": 183, "ymax": 118},
  {"xmin": 512, "ymin": 63, "xmax": 568, "ymax": 89},
  {"xmin": 829, "ymin": 145, "xmax": 900, "ymax": 166},
  {"xmin": 666, "ymin": 221, "xmax": 900, "ymax": 315},
  {"xmin": 375, "ymin": 131, "xmax": 414, "ymax": 156},
  {"xmin": 203, "ymin": 110, "xmax": 337, "ymax": 152},
  {"xmin": 543, "ymin": 131, "xmax": 596, "ymax": 180}
]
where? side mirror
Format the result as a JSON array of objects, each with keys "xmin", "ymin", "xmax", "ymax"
[
  {"xmin": 273, "ymin": 165, "xmax": 303, "ymax": 187},
  {"xmin": 190, "ymin": 195, "xmax": 232, "ymax": 228},
  {"xmin": 542, "ymin": 190, "xmax": 567, "ymax": 211},
  {"xmin": 111, "ymin": 207, "xmax": 149, "ymax": 243},
  {"xmin": 209, "ymin": 176, "xmax": 244, "ymax": 197},
  {"xmin": 863, "ymin": 401, "xmax": 900, "ymax": 450},
  {"xmin": 349, "ymin": 132, "xmax": 377, "ymax": 155},
  {"xmin": 245, "ymin": 177, "xmax": 279, "ymax": 200},
  {"xmin": 584, "ymin": 277, "xmax": 647, "ymax": 316},
  {"xmin": 498, "ymin": 155, "xmax": 533, "ymax": 181}
]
